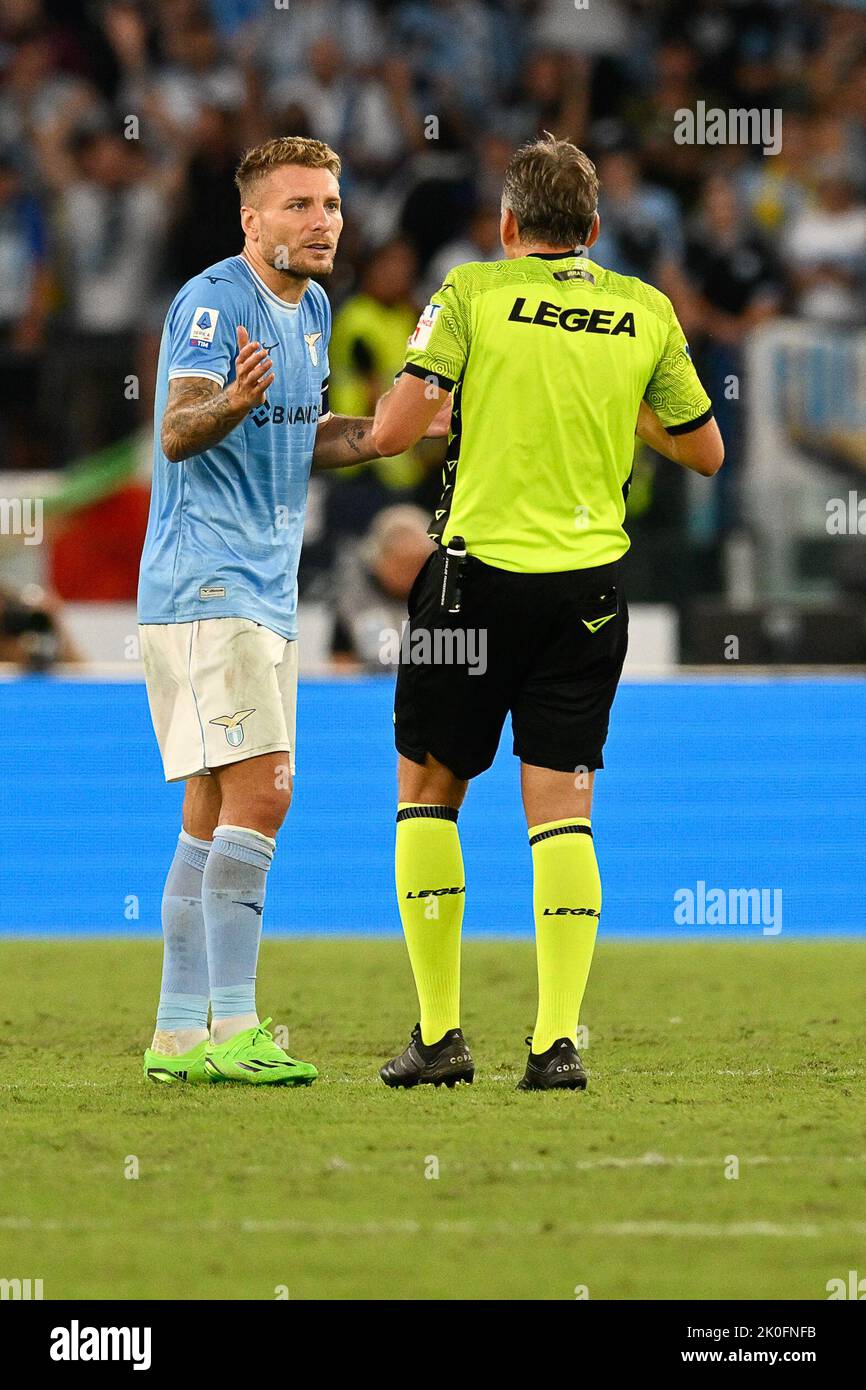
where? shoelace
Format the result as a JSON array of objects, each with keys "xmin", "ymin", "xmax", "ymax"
[{"xmin": 249, "ymin": 1018, "xmax": 277, "ymax": 1048}]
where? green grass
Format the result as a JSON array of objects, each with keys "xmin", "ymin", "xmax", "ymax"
[{"xmin": 1, "ymin": 938, "xmax": 864, "ymax": 1301}]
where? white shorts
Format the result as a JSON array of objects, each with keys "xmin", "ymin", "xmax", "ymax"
[{"xmin": 139, "ymin": 617, "xmax": 298, "ymax": 783}]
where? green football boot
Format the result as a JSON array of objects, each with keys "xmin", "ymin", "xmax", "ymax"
[
  {"xmin": 204, "ymin": 1018, "xmax": 318, "ymax": 1086},
  {"xmin": 143, "ymin": 1038, "xmax": 210, "ymax": 1085}
]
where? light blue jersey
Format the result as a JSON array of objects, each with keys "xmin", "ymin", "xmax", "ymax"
[{"xmin": 137, "ymin": 254, "xmax": 331, "ymax": 640}]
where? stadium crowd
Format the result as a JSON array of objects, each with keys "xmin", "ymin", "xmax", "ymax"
[{"xmin": 2, "ymin": 0, "xmax": 866, "ymax": 635}]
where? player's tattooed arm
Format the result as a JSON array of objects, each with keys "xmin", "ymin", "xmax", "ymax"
[
  {"xmin": 311, "ymin": 415, "xmax": 383, "ymax": 469},
  {"xmin": 161, "ymin": 378, "xmax": 248, "ymax": 462},
  {"xmin": 161, "ymin": 326, "xmax": 274, "ymax": 462}
]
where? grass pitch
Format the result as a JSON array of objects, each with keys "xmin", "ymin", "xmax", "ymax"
[{"xmin": 1, "ymin": 937, "xmax": 864, "ymax": 1301}]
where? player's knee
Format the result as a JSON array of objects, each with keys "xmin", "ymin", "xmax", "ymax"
[{"xmin": 221, "ymin": 782, "xmax": 293, "ymax": 838}]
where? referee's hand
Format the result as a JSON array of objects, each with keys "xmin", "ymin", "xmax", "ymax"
[{"xmin": 228, "ymin": 325, "xmax": 275, "ymax": 410}]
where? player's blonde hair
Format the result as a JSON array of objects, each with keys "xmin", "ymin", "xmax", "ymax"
[
  {"xmin": 234, "ymin": 136, "xmax": 342, "ymax": 205},
  {"xmin": 501, "ymin": 132, "xmax": 598, "ymax": 247}
]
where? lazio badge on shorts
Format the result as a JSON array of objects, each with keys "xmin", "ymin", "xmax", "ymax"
[
  {"xmin": 190, "ymin": 306, "xmax": 220, "ymax": 349},
  {"xmin": 209, "ymin": 709, "xmax": 255, "ymax": 747}
]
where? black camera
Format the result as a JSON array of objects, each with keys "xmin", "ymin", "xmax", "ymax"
[{"xmin": 0, "ymin": 591, "xmax": 60, "ymax": 671}]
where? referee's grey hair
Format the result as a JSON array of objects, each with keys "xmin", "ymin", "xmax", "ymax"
[{"xmin": 501, "ymin": 133, "xmax": 598, "ymax": 247}]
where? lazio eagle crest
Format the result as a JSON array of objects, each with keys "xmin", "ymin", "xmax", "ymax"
[{"xmin": 209, "ymin": 709, "xmax": 256, "ymax": 747}]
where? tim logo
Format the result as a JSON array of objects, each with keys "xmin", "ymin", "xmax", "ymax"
[
  {"xmin": 210, "ymin": 709, "xmax": 255, "ymax": 747},
  {"xmin": 189, "ymin": 305, "xmax": 219, "ymax": 348},
  {"xmin": 1, "ymin": 1277, "xmax": 43, "ymax": 1299}
]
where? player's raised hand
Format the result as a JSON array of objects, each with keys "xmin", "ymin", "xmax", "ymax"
[{"xmin": 229, "ymin": 325, "xmax": 275, "ymax": 409}]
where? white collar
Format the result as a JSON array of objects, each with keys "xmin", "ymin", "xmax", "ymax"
[{"xmin": 237, "ymin": 254, "xmax": 302, "ymax": 312}]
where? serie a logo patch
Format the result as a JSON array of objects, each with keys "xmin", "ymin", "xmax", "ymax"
[
  {"xmin": 190, "ymin": 306, "xmax": 219, "ymax": 348},
  {"xmin": 409, "ymin": 303, "xmax": 442, "ymax": 350}
]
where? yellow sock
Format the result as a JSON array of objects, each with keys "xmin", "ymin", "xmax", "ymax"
[
  {"xmin": 395, "ymin": 804, "xmax": 465, "ymax": 1044},
  {"xmin": 529, "ymin": 817, "xmax": 601, "ymax": 1054}
]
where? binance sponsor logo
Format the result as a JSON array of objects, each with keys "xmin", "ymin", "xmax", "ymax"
[{"xmin": 508, "ymin": 298, "xmax": 636, "ymax": 337}]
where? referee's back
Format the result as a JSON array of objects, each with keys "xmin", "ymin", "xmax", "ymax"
[{"xmin": 403, "ymin": 250, "xmax": 712, "ymax": 574}]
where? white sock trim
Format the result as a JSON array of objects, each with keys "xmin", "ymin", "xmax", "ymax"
[
  {"xmin": 179, "ymin": 829, "xmax": 213, "ymax": 851},
  {"xmin": 216, "ymin": 824, "xmax": 277, "ymax": 852}
]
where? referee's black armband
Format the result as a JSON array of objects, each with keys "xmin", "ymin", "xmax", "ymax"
[
  {"xmin": 666, "ymin": 406, "xmax": 714, "ymax": 436},
  {"xmin": 401, "ymin": 362, "xmax": 456, "ymax": 393}
]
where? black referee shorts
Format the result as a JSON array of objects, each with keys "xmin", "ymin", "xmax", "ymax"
[{"xmin": 394, "ymin": 549, "xmax": 628, "ymax": 781}]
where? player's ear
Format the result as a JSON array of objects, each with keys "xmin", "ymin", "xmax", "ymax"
[
  {"xmin": 585, "ymin": 211, "xmax": 600, "ymax": 248},
  {"xmin": 240, "ymin": 204, "xmax": 259, "ymax": 242}
]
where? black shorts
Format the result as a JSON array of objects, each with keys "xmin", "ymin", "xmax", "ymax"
[{"xmin": 394, "ymin": 550, "xmax": 629, "ymax": 781}]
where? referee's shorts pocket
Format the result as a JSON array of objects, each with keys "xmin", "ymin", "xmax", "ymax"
[{"xmin": 576, "ymin": 583, "xmax": 620, "ymax": 634}]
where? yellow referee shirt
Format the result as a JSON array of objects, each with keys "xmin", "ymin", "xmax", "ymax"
[{"xmin": 402, "ymin": 251, "xmax": 713, "ymax": 572}]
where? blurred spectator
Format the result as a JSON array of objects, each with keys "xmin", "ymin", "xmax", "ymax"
[
  {"xmin": 498, "ymin": 49, "xmax": 590, "ymax": 146},
  {"xmin": 684, "ymin": 174, "xmax": 783, "ymax": 528},
  {"xmin": 0, "ymin": 582, "xmax": 81, "ymax": 669},
  {"xmin": 593, "ymin": 146, "xmax": 684, "ymax": 287},
  {"xmin": 0, "ymin": 151, "xmax": 49, "ymax": 468},
  {"xmin": 627, "ymin": 40, "xmax": 708, "ymax": 204},
  {"xmin": 103, "ymin": 2, "xmax": 249, "ymax": 160},
  {"xmin": 736, "ymin": 108, "xmax": 811, "ymax": 237},
  {"xmin": 0, "ymin": 28, "xmax": 97, "ymax": 153},
  {"xmin": 332, "ymin": 504, "xmax": 434, "ymax": 669},
  {"xmin": 784, "ymin": 158, "xmax": 866, "ymax": 325},
  {"xmin": 245, "ymin": 0, "xmax": 383, "ymax": 88},
  {"xmin": 269, "ymin": 38, "xmax": 354, "ymax": 153},
  {"xmin": 38, "ymin": 122, "xmax": 169, "ymax": 458},
  {"xmin": 160, "ymin": 103, "xmax": 245, "ymax": 287},
  {"xmin": 329, "ymin": 238, "xmax": 424, "ymax": 491},
  {"xmin": 473, "ymin": 128, "xmax": 513, "ymax": 209},
  {"xmin": 422, "ymin": 202, "xmax": 503, "ymax": 300},
  {"xmin": 394, "ymin": 0, "xmax": 497, "ymax": 113}
]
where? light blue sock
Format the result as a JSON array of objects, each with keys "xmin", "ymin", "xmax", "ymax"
[
  {"xmin": 155, "ymin": 830, "xmax": 211, "ymax": 1034},
  {"xmin": 202, "ymin": 824, "xmax": 275, "ymax": 1025}
]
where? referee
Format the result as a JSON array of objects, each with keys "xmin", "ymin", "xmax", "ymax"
[{"xmin": 371, "ymin": 135, "xmax": 723, "ymax": 1092}]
